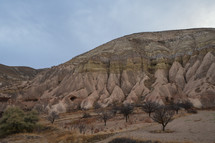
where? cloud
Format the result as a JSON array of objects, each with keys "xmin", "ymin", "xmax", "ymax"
[{"xmin": 0, "ymin": 0, "xmax": 215, "ymax": 68}]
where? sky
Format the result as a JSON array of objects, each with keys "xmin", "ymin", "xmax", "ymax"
[{"xmin": 0, "ymin": 0, "xmax": 215, "ymax": 69}]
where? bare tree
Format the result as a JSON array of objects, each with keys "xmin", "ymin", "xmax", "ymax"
[
  {"xmin": 179, "ymin": 101, "xmax": 193, "ymax": 111},
  {"xmin": 111, "ymin": 102, "xmax": 121, "ymax": 116},
  {"xmin": 151, "ymin": 106, "xmax": 174, "ymax": 131},
  {"xmin": 119, "ymin": 104, "xmax": 134, "ymax": 122},
  {"xmin": 97, "ymin": 110, "xmax": 112, "ymax": 126},
  {"xmin": 47, "ymin": 111, "xmax": 59, "ymax": 124},
  {"xmin": 77, "ymin": 122, "xmax": 87, "ymax": 134},
  {"xmin": 141, "ymin": 101, "xmax": 159, "ymax": 117},
  {"xmin": 167, "ymin": 102, "xmax": 180, "ymax": 114}
]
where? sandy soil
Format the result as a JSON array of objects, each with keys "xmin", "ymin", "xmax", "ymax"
[{"xmin": 96, "ymin": 111, "xmax": 215, "ymax": 143}]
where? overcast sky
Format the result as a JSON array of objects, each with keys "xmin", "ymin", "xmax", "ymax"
[{"xmin": 0, "ymin": 0, "xmax": 215, "ymax": 69}]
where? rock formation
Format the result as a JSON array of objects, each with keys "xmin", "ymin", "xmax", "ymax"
[{"xmin": 1, "ymin": 28, "xmax": 215, "ymax": 112}]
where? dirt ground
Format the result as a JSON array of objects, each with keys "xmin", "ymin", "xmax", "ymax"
[
  {"xmin": 55, "ymin": 109, "xmax": 156, "ymax": 135},
  {"xmin": 96, "ymin": 110, "xmax": 215, "ymax": 143},
  {"xmin": 53, "ymin": 109, "xmax": 215, "ymax": 143},
  {"xmin": 0, "ymin": 110, "xmax": 215, "ymax": 143}
]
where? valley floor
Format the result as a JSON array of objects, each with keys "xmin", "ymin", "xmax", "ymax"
[
  {"xmin": 96, "ymin": 110, "xmax": 215, "ymax": 143},
  {"xmin": 0, "ymin": 110, "xmax": 215, "ymax": 143}
]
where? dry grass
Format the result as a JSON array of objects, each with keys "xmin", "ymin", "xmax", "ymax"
[
  {"xmin": 149, "ymin": 129, "xmax": 174, "ymax": 133},
  {"xmin": 1, "ymin": 110, "xmax": 214, "ymax": 143},
  {"xmin": 81, "ymin": 133, "xmax": 115, "ymax": 143}
]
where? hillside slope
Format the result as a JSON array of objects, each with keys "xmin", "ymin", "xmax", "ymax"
[
  {"xmin": 3, "ymin": 28, "xmax": 215, "ymax": 112},
  {"xmin": 0, "ymin": 64, "xmax": 38, "ymax": 88},
  {"xmin": 0, "ymin": 64, "xmax": 40, "ymax": 112}
]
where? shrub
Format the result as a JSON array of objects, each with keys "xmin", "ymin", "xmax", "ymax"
[
  {"xmin": 93, "ymin": 102, "xmax": 101, "ymax": 110},
  {"xmin": 47, "ymin": 111, "xmax": 59, "ymax": 124},
  {"xmin": 179, "ymin": 101, "xmax": 193, "ymax": 111},
  {"xmin": 23, "ymin": 110, "xmax": 39, "ymax": 132},
  {"xmin": 187, "ymin": 108, "xmax": 198, "ymax": 114},
  {"xmin": 76, "ymin": 121, "xmax": 87, "ymax": 134},
  {"xmin": 34, "ymin": 104, "xmax": 45, "ymax": 114},
  {"xmin": 82, "ymin": 112, "xmax": 91, "ymax": 118},
  {"xmin": 0, "ymin": 107, "xmax": 39, "ymax": 137}
]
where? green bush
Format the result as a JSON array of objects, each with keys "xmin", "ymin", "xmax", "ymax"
[
  {"xmin": 24, "ymin": 110, "xmax": 39, "ymax": 132},
  {"xmin": 0, "ymin": 107, "xmax": 39, "ymax": 137}
]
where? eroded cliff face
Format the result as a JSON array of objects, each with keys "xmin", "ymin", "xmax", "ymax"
[{"xmin": 6, "ymin": 28, "xmax": 215, "ymax": 113}]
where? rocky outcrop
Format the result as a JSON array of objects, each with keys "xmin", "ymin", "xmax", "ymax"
[
  {"xmin": 169, "ymin": 62, "xmax": 186, "ymax": 89},
  {"xmin": 81, "ymin": 91, "xmax": 99, "ymax": 109},
  {"xmin": 1, "ymin": 28, "xmax": 215, "ymax": 112},
  {"xmin": 186, "ymin": 60, "xmax": 200, "ymax": 82},
  {"xmin": 183, "ymin": 52, "xmax": 215, "ymax": 108}
]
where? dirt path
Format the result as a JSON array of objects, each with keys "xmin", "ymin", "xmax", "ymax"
[{"xmin": 97, "ymin": 111, "xmax": 215, "ymax": 143}]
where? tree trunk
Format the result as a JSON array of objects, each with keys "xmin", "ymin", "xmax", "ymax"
[
  {"xmin": 104, "ymin": 120, "xmax": 106, "ymax": 126},
  {"xmin": 126, "ymin": 116, "xmax": 128, "ymax": 122},
  {"xmin": 149, "ymin": 112, "xmax": 151, "ymax": 117},
  {"xmin": 162, "ymin": 125, "xmax": 166, "ymax": 131}
]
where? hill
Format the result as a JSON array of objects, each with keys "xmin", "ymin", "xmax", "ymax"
[{"xmin": 1, "ymin": 28, "xmax": 215, "ymax": 112}]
